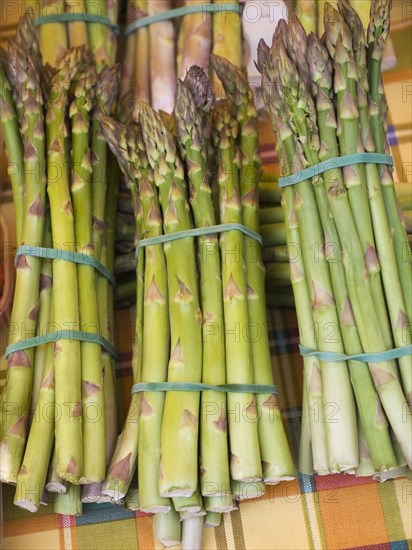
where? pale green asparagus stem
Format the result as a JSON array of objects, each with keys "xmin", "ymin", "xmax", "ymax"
[
  {"xmin": 174, "ymin": 68, "xmax": 231, "ymax": 498},
  {"xmin": 0, "ymin": 16, "xmax": 47, "ymax": 483},
  {"xmin": 46, "ymin": 47, "xmax": 85, "ymax": 483},
  {"xmin": 367, "ymin": 0, "xmax": 412, "ymax": 322},
  {"xmin": 70, "ymin": 61, "xmax": 106, "ymax": 483},
  {"xmin": 212, "ymin": 53, "xmax": 295, "ymax": 482},
  {"xmin": 139, "ymin": 102, "xmax": 203, "ymax": 497},
  {"xmin": 212, "ymin": 100, "xmax": 262, "ymax": 481}
]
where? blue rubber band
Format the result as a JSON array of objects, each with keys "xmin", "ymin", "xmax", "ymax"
[
  {"xmin": 135, "ymin": 223, "xmax": 263, "ymax": 261},
  {"xmin": 34, "ymin": 13, "xmax": 119, "ymax": 35},
  {"xmin": 5, "ymin": 330, "xmax": 119, "ymax": 361},
  {"xmin": 15, "ymin": 246, "xmax": 116, "ymax": 286},
  {"xmin": 125, "ymin": 3, "xmax": 243, "ymax": 35},
  {"xmin": 299, "ymin": 344, "xmax": 412, "ymax": 363},
  {"xmin": 278, "ymin": 153, "xmax": 394, "ymax": 188},
  {"xmin": 132, "ymin": 381, "xmax": 277, "ymax": 394}
]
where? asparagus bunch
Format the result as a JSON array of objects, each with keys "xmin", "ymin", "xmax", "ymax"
[
  {"xmin": 260, "ymin": 0, "xmax": 412, "ymax": 474},
  {"xmin": 1, "ymin": 11, "xmax": 121, "ymax": 511}
]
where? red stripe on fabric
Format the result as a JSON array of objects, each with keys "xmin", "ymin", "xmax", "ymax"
[{"xmin": 315, "ymin": 473, "xmax": 377, "ymax": 491}]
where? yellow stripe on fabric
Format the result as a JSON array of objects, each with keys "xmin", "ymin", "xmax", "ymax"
[
  {"xmin": 2, "ymin": 531, "xmax": 61, "ymax": 550},
  {"xmin": 301, "ymin": 491, "xmax": 327, "ymax": 550},
  {"xmin": 240, "ymin": 491, "xmax": 309, "ymax": 549},
  {"xmin": 378, "ymin": 480, "xmax": 407, "ymax": 542},
  {"xmin": 77, "ymin": 519, "xmax": 137, "ymax": 550},
  {"xmin": 393, "ymin": 479, "xmax": 412, "ymax": 540}
]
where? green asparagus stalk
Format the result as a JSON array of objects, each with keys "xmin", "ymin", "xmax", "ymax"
[
  {"xmin": 263, "ymin": 34, "xmax": 359, "ymax": 472},
  {"xmin": 212, "ymin": 54, "xmax": 295, "ymax": 481},
  {"xmin": 212, "ymin": 100, "xmax": 262, "ymax": 481},
  {"xmin": 14, "ymin": 302, "xmax": 55, "ymax": 512},
  {"xmin": 99, "ymin": 119, "xmax": 141, "ymax": 499},
  {"xmin": 204, "ymin": 512, "xmax": 222, "ymax": 528},
  {"xmin": 46, "ymin": 450, "xmax": 67, "ymax": 494},
  {"xmin": 139, "ymin": 102, "xmax": 203, "ymax": 497},
  {"xmin": 0, "ymin": 16, "xmax": 47, "ymax": 483},
  {"xmin": 338, "ymin": 0, "xmax": 412, "ymax": 411},
  {"xmin": 204, "ymin": 493, "xmax": 237, "ymax": 513},
  {"xmin": 70, "ymin": 60, "xmax": 107, "ymax": 483},
  {"xmin": 30, "ymin": 214, "xmax": 53, "ymax": 417},
  {"xmin": 367, "ymin": 0, "xmax": 412, "ymax": 322},
  {"xmin": 367, "ymin": 0, "xmax": 412, "ymax": 321},
  {"xmin": 324, "ymin": 5, "xmax": 393, "ymax": 350},
  {"xmin": 306, "ymin": 30, "xmax": 397, "ymax": 470},
  {"xmin": 54, "ymin": 483, "xmax": 82, "ymax": 516},
  {"xmin": 84, "ymin": 0, "xmax": 111, "ymax": 70},
  {"xmin": 174, "ymin": 68, "xmax": 231, "ymax": 498},
  {"xmin": 37, "ymin": 0, "xmax": 68, "ymax": 66},
  {"xmin": 0, "ymin": 53, "xmax": 24, "ymax": 242},
  {"xmin": 46, "ymin": 47, "xmax": 85, "ymax": 483},
  {"xmin": 155, "ymin": 507, "xmax": 182, "ymax": 548},
  {"xmin": 259, "ymin": 36, "xmax": 329, "ymax": 473},
  {"xmin": 134, "ymin": 124, "xmax": 171, "ymax": 513}
]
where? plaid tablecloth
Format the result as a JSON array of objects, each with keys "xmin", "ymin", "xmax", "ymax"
[{"xmin": 2, "ymin": 306, "xmax": 412, "ymax": 550}]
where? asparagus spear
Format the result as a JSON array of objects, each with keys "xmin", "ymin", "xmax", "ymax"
[
  {"xmin": 294, "ymin": 0, "xmax": 317, "ymax": 34},
  {"xmin": 36, "ymin": 0, "xmax": 68, "ymax": 66},
  {"xmin": 212, "ymin": 100, "xmax": 263, "ymax": 481},
  {"xmin": 338, "ymin": 0, "xmax": 411, "ymax": 411},
  {"xmin": 367, "ymin": 0, "xmax": 412, "ymax": 322},
  {"xmin": 14, "ymin": 301, "xmax": 55, "ymax": 512},
  {"xmin": 174, "ymin": 68, "xmax": 231, "ymax": 497},
  {"xmin": 148, "ymin": 0, "xmax": 176, "ymax": 112},
  {"xmin": 84, "ymin": 0, "xmax": 111, "ymax": 70},
  {"xmin": 66, "ymin": 0, "xmax": 88, "ymax": 47},
  {"xmin": 0, "ymin": 53, "xmax": 24, "ymax": 242},
  {"xmin": 46, "ymin": 46, "xmax": 85, "ymax": 483},
  {"xmin": 306, "ymin": 31, "xmax": 397, "ymax": 470},
  {"xmin": 134, "ymin": 123, "xmax": 171, "ymax": 513},
  {"xmin": 69, "ymin": 60, "xmax": 107, "ymax": 483},
  {"xmin": 100, "ymin": 118, "xmax": 141, "ymax": 499},
  {"xmin": 259, "ymin": 38, "xmax": 329, "ymax": 473},
  {"xmin": 0, "ymin": 15, "xmax": 47, "ymax": 483},
  {"xmin": 264, "ymin": 35, "xmax": 359, "ymax": 472},
  {"xmin": 212, "ymin": 0, "xmax": 242, "ymax": 97},
  {"xmin": 178, "ymin": 1, "xmax": 212, "ymax": 79},
  {"xmin": 324, "ymin": 5, "xmax": 393, "ymax": 350},
  {"xmin": 139, "ymin": 101, "xmax": 203, "ymax": 497},
  {"xmin": 212, "ymin": 54, "xmax": 295, "ymax": 481},
  {"xmin": 134, "ymin": 1, "xmax": 151, "ymax": 105}
]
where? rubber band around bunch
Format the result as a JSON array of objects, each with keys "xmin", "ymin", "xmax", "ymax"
[
  {"xmin": 34, "ymin": 13, "xmax": 120, "ymax": 34},
  {"xmin": 278, "ymin": 152, "xmax": 411, "ymax": 363},
  {"xmin": 135, "ymin": 223, "xmax": 263, "ymax": 262},
  {"xmin": 132, "ymin": 382, "xmax": 277, "ymax": 395},
  {"xmin": 125, "ymin": 3, "xmax": 244, "ymax": 36},
  {"xmin": 278, "ymin": 153, "xmax": 394, "ymax": 188},
  {"xmin": 6, "ymin": 245, "xmax": 118, "ymax": 361},
  {"xmin": 132, "ymin": 222, "xmax": 272, "ymax": 395}
]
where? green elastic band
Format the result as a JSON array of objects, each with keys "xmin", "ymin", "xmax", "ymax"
[
  {"xmin": 125, "ymin": 3, "xmax": 243, "ymax": 35},
  {"xmin": 34, "ymin": 13, "xmax": 119, "ymax": 34},
  {"xmin": 5, "ymin": 330, "xmax": 119, "ymax": 361},
  {"xmin": 135, "ymin": 223, "xmax": 263, "ymax": 261},
  {"xmin": 132, "ymin": 382, "xmax": 277, "ymax": 395},
  {"xmin": 278, "ymin": 153, "xmax": 394, "ymax": 188},
  {"xmin": 16, "ymin": 246, "xmax": 116, "ymax": 286},
  {"xmin": 299, "ymin": 344, "xmax": 412, "ymax": 363}
]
